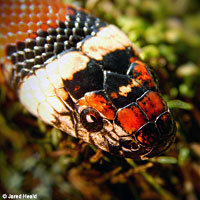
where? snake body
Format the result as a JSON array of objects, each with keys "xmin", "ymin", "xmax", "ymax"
[{"xmin": 0, "ymin": 0, "xmax": 176, "ymax": 159}]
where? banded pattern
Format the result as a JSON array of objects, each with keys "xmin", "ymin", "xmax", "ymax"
[
  {"xmin": 1, "ymin": 1, "xmax": 106, "ymax": 87},
  {"xmin": 0, "ymin": 0, "xmax": 176, "ymax": 160}
]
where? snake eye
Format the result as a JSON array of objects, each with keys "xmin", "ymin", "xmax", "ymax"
[{"xmin": 80, "ymin": 107, "xmax": 103, "ymax": 132}]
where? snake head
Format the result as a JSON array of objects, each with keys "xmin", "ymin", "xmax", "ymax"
[{"xmin": 75, "ymin": 88, "xmax": 176, "ymax": 160}]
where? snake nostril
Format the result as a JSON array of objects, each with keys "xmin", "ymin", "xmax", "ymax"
[
  {"xmin": 156, "ymin": 111, "xmax": 175, "ymax": 138},
  {"xmin": 135, "ymin": 122, "xmax": 159, "ymax": 147}
]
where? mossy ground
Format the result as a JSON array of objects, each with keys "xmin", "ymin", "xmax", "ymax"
[{"xmin": 0, "ymin": 0, "xmax": 200, "ymax": 199}]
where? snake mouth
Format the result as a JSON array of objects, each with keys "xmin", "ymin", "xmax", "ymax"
[
  {"xmin": 140, "ymin": 133, "xmax": 176, "ymax": 160},
  {"xmin": 109, "ymin": 119, "xmax": 176, "ymax": 160},
  {"xmin": 115, "ymin": 134, "xmax": 175, "ymax": 160}
]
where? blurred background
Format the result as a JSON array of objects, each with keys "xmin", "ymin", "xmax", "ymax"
[{"xmin": 0, "ymin": 0, "xmax": 200, "ymax": 199}]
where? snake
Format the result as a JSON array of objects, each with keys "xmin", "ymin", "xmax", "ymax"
[{"xmin": 0, "ymin": 0, "xmax": 176, "ymax": 160}]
